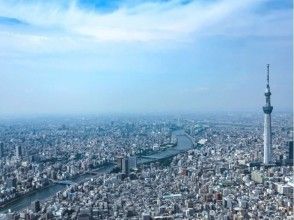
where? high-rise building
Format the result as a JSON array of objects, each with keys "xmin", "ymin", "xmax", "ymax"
[
  {"xmin": 16, "ymin": 145, "xmax": 22, "ymax": 159},
  {"xmin": 117, "ymin": 156, "xmax": 124, "ymax": 171},
  {"xmin": 142, "ymin": 213, "xmax": 151, "ymax": 220},
  {"xmin": 6, "ymin": 177, "xmax": 17, "ymax": 188},
  {"xmin": 289, "ymin": 141, "xmax": 293, "ymax": 160},
  {"xmin": 122, "ymin": 158, "xmax": 129, "ymax": 175},
  {"xmin": 33, "ymin": 200, "xmax": 41, "ymax": 213},
  {"xmin": 263, "ymin": 64, "xmax": 273, "ymax": 165},
  {"xmin": 128, "ymin": 156, "xmax": 137, "ymax": 170},
  {"xmin": 0, "ymin": 142, "xmax": 4, "ymax": 158}
]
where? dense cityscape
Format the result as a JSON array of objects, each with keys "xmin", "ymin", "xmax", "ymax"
[
  {"xmin": 0, "ymin": 0, "xmax": 292, "ymax": 219},
  {"xmin": 0, "ymin": 111, "xmax": 292, "ymax": 219}
]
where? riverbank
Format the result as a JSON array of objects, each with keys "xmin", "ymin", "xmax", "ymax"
[
  {"xmin": 0, "ymin": 129, "xmax": 200, "ymax": 213},
  {"xmin": 0, "ymin": 164, "xmax": 114, "ymax": 212},
  {"xmin": 0, "ymin": 183, "xmax": 54, "ymax": 210}
]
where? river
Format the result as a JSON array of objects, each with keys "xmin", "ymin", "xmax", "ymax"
[{"xmin": 0, "ymin": 129, "xmax": 194, "ymax": 213}]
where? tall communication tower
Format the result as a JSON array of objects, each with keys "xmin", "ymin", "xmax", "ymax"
[{"xmin": 263, "ymin": 64, "xmax": 273, "ymax": 165}]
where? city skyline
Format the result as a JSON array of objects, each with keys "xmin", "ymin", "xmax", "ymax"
[
  {"xmin": 0, "ymin": 0, "xmax": 292, "ymax": 115},
  {"xmin": 0, "ymin": 1, "xmax": 293, "ymax": 218}
]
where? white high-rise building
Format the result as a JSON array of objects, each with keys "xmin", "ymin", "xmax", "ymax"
[
  {"xmin": 128, "ymin": 156, "xmax": 137, "ymax": 170},
  {"xmin": 263, "ymin": 64, "xmax": 273, "ymax": 165},
  {"xmin": 15, "ymin": 145, "xmax": 22, "ymax": 159}
]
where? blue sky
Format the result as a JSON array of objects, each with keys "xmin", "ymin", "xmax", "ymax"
[{"xmin": 0, "ymin": 0, "xmax": 292, "ymax": 115}]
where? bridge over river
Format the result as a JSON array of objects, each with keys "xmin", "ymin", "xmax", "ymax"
[
  {"xmin": 0, "ymin": 129, "xmax": 202, "ymax": 213},
  {"xmin": 50, "ymin": 180, "xmax": 76, "ymax": 186}
]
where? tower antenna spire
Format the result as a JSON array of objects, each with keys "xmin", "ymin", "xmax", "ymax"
[{"xmin": 267, "ymin": 64, "xmax": 270, "ymax": 86}]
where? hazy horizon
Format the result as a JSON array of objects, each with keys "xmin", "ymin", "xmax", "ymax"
[
  {"xmin": 0, "ymin": 0, "xmax": 292, "ymax": 115},
  {"xmin": 0, "ymin": 109, "xmax": 292, "ymax": 121}
]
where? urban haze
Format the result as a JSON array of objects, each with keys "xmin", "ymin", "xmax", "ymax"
[{"xmin": 0, "ymin": 0, "xmax": 293, "ymax": 220}]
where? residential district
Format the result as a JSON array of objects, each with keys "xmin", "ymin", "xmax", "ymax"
[{"xmin": 0, "ymin": 112, "xmax": 293, "ymax": 220}]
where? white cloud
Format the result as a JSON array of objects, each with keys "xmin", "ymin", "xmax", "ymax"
[
  {"xmin": 0, "ymin": 0, "xmax": 291, "ymax": 54},
  {"xmin": 0, "ymin": 1, "xmax": 292, "ymax": 114},
  {"xmin": 0, "ymin": 1, "xmax": 257, "ymax": 40}
]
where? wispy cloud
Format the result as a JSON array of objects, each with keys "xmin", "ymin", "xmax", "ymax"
[
  {"xmin": 1, "ymin": 0, "xmax": 287, "ymax": 45},
  {"xmin": 0, "ymin": 0, "xmax": 291, "ymax": 56},
  {"xmin": 0, "ymin": 16, "xmax": 27, "ymax": 26},
  {"xmin": 0, "ymin": 0, "xmax": 292, "ymax": 114}
]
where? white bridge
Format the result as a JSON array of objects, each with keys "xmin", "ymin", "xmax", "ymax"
[{"xmin": 50, "ymin": 179, "xmax": 76, "ymax": 185}]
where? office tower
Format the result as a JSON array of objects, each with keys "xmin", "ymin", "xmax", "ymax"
[
  {"xmin": 122, "ymin": 158, "xmax": 129, "ymax": 175},
  {"xmin": 263, "ymin": 64, "xmax": 273, "ymax": 165},
  {"xmin": 0, "ymin": 142, "xmax": 4, "ymax": 157},
  {"xmin": 289, "ymin": 141, "xmax": 293, "ymax": 160},
  {"xmin": 16, "ymin": 145, "xmax": 22, "ymax": 159},
  {"xmin": 33, "ymin": 200, "xmax": 41, "ymax": 213},
  {"xmin": 142, "ymin": 213, "xmax": 151, "ymax": 220},
  {"xmin": 117, "ymin": 156, "xmax": 124, "ymax": 171},
  {"xmin": 6, "ymin": 177, "xmax": 17, "ymax": 188},
  {"xmin": 128, "ymin": 156, "xmax": 137, "ymax": 170}
]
